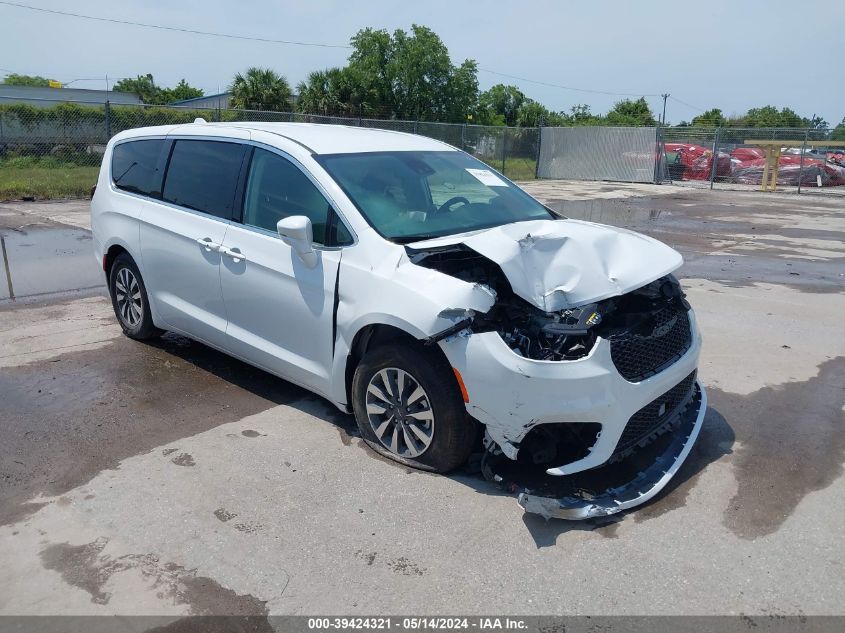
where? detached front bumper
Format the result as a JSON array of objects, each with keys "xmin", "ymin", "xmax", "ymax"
[{"xmin": 518, "ymin": 382, "xmax": 706, "ymax": 519}]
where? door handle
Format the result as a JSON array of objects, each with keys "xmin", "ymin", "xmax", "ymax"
[
  {"xmin": 220, "ymin": 246, "xmax": 246, "ymax": 263},
  {"xmin": 196, "ymin": 237, "xmax": 221, "ymax": 252}
]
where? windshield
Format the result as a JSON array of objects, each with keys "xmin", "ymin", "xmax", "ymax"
[{"xmin": 316, "ymin": 151, "xmax": 554, "ymax": 242}]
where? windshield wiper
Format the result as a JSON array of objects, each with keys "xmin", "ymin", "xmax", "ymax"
[{"xmin": 392, "ymin": 233, "xmax": 445, "ymax": 244}]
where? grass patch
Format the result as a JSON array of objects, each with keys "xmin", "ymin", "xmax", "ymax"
[
  {"xmin": 477, "ymin": 156, "xmax": 537, "ymax": 181},
  {"xmin": 0, "ymin": 163, "xmax": 100, "ymax": 200}
]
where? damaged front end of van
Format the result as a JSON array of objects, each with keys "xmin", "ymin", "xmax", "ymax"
[{"xmin": 400, "ymin": 218, "xmax": 706, "ymax": 520}]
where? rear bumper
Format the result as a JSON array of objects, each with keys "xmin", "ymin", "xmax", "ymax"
[{"xmin": 518, "ymin": 381, "xmax": 707, "ymax": 520}]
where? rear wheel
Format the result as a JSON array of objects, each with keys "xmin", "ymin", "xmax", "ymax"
[
  {"xmin": 352, "ymin": 343, "xmax": 476, "ymax": 472},
  {"xmin": 108, "ymin": 253, "xmax": 163, "ymax": 340}
]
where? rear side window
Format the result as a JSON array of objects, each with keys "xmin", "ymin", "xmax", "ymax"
[
  {"xmin": 162, "ymin": 140, "xmax": 246, "ymax": 219},
  {"xmin": 111, "ymin": 139, "xmax": 166, "ymax": 197}
]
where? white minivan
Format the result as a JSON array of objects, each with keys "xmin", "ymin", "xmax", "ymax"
[{"xmin": 91, "ymin": 120, "xmax": 705, "ymax": 519}]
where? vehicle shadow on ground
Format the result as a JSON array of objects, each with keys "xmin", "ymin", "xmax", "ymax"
[{"xmin": 146, "ymin": 335, "xmax": 735, "ymax": 548}]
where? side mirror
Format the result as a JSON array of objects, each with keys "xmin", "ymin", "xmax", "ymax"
[{"xmin": 277, "ymin": 216, "xmax": 318, "ymax": 268}]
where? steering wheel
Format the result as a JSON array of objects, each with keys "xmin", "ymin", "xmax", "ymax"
[{"xmin": 436, "ymin": 196, "xmax": 470, "ymax": 214}]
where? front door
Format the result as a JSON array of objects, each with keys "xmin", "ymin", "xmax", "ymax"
[{"xmin": 219, "ymin": 147, "xmax": 344, "ymax": 396}]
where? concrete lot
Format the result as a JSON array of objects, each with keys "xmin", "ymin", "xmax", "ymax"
[{"xmin": 0, "ymin": 184, "xmax": 843, "ymax": 619}]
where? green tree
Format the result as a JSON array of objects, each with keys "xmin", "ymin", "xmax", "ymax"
[
  {"xmin": 605, "ymin": 97, "xmax": 657, "ymax": 126},
  {"xmin": 691, "ymin": 108, "xmax": 725, "ymax": 127},
  {"xmin": 563, "ymin": 104, "xmax": 605, "ymax": 126},
  {"xmin": 164, "ymin": 79, "xmax": 204, "ymax": 103},
  {"xmin": 742, "ymin": 105, "xmax": 802, "ymax": 127},
  {"xmin": 831, "ymin": 117, "xmax": 845, "ymax": 141},
  {"xmin": 444, "ymin": 59, "xmax": 479, "ymax": 123},
  {"xmin": 343, "ymin": 25, "xmax": 478, "ymax": 122},
  {"xmin": 229, "ymin": 67, "xmax": 292, "ymax": 111},
  {"xmin": 347, "ymin": 27, "xmax": 395, "ymax": 115},
  {"xmin": 297, "ymin": 69, "xmax": 342, "ymax": 115},
  {"xmin": 2, "ymin": 73, "xmax": 52, "ymax": 86},
  {"xmin": 113, "ymin": 74, "xmax": 204, "ymax": 104},
  {"xmin": 113, "ymin": 74, "xmax": 160, "ymax": 103},
  {"xmin": 297, "ymin": 67, "xmax": 377, "ymax": 116},
  {"xmin": 477, "ymin": 84, "xmax": 526, "ymax": 126}
]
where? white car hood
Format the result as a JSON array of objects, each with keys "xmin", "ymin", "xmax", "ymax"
[{"xmin": 411, "ymin": 219, "xmax": 683, "ymax": 311}]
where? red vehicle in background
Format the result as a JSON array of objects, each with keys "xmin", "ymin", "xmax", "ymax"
[{"xmin": 663, "ymin": 142, "xmax": 731, "ymax": 181}]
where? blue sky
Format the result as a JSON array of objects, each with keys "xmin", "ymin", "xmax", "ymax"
[{"xmin": 1, "ymin": 0, "xmax": 842, "ymax": 125}]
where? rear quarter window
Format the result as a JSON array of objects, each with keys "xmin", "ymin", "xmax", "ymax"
[
  {"xmin": 162, "ymin": 140, "xmax": 247, "ymax": 220},
  {"xmin": 111, "ymin": 139, "xmax": 166, "ymax": 197}
]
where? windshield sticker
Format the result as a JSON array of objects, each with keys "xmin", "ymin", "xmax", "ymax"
[{"xmin": 465, "ymin": 168, "xmax": 508, "ymax": 187}]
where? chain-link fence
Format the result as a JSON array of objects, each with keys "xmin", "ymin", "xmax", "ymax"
[
  {"xmin": 538, "ymin": 126, "xmax": 658, "ymax": 182},
  {"xmin": 1, "ymin": 95, "xmax": 842, "ymax": 200},
  {"xmin": 0, "ymin": 96, "xmax": 539, "ymax": 199},
  {"xmin": 658, "ymin": 126, "xmax": 845, "ymax": 195}
]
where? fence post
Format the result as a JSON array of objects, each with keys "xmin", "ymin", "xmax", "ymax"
[
  {"xmin": 709, "ymin": 127, "xmax": 721, "ymax": 190},
  {"xmin": 535, "ymin": 117, "xmax": 543, "ymax": 179},
  {"xmin": 104, "ymin": 100, "xmax": 112, "ymax": 140},
  {"xmin": 461, "ymin": 122, "xmax": 466, "ymax": 151},
  {"xmin": 653, "ymin": 127, "xmax": 663, "ymax": 184},
  {"xmin": 413, "ymin": 120, "xmax": 419, "ymax": 134},
  {"xmin": 797, "ymin": 128, "xmax": 809, "ymax": 194},
  {"xmin": 501, "ymin": 128, "xmax": 507, "ymax": 176}
]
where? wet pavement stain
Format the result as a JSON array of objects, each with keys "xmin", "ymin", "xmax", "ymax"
[
  {"xmin": 213, "ymin": 508, "xmax": 237, "ymax": 523},
  {"xmin": 550, "ymin": 193, "xmax": 845, "ymax": 294},
  {"xmin": 39, "ymin": 537, "xmax": 271, "ymax": 620},
  {"xmin": 171, "ymin": 453, "xmax": 196, "ymax": 467},
  {"xmin": 40, "ymin": 537, "xmax": 112, "ymax": 604},
  {"xmin": 386, "ymin": 556, "xmax": 426, "ymax": 576},
  {"xmin": 0, "ymin": 331, "xmax": 307, "ymax": 525},
  {"xmin": 633, "ymin": 406, "xmax": 735, "ymax": 524},
  {"xmin": 713, "ymin": 357, "xmax": 845, "ymax": 539}
]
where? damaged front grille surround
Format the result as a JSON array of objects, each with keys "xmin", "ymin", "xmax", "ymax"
[
  {"xmin": 411, "ymin": 243, "xmax": 692, "ymax": 372},
  {"xmin": 610, "ymin": 370, "xmax": 698, "ymax": 462},
  {"xmin": 609, "ymin": 305, "xmax": 693, "ymax": 383}
]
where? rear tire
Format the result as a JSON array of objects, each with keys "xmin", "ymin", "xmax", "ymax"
[
  {"xmin": 352, "ymin": 343, "xmax": 476, "ymax": 473},
  {"xmin": 108, "ymin": 253, "xmax": 163, "ymax": 340}
]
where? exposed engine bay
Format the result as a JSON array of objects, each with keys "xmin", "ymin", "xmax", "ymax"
[{"xmin": 407, "ymin": 243, "xmax": 691, "ymax": 361}]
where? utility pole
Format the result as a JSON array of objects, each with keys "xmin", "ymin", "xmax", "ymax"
[{"xmin": 661, "ymin": 93, "xmax": 670, "ymax": 126}]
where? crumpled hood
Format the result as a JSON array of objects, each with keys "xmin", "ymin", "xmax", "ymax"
[{"xmin": 412, "ymin": 219, "xmax": 683, "ymax": 311}]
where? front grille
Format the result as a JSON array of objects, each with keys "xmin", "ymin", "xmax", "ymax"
[
  {"xmin": 611, "ymin": 370, "xmax": 697, "ymax": 461},
  {"xmin": 610, "ymin": 305, "xmax": 692, "ymax": 382}
]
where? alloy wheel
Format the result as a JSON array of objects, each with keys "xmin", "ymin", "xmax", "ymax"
[
  {"xmin": 114, "ymin": 267, "xmax": 143, "ymax": 327},
  {"xmin": 365, "ymin": 367, "xmax": 435, "ymax": 458}
]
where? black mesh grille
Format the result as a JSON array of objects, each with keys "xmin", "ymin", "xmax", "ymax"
[
  {"xmin": 611, "ymin": 371, "xmax": 697, "ymax": 461},
  {"xmin": 610, "ymin": 305, "xmax": 692, "ymax": 382}
]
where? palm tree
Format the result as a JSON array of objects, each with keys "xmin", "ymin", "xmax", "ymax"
[
  {"xmin": 229, "ymin": 67, "xmax": 292, "ymax": 112},
  {"xmin": 296, "ymin": 70, "xmax": 340, "ymax": 115}
]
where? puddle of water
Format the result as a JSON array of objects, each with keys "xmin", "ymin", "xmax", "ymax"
[{"xmin": 0, "ymin": 226, "xmax": 104, "ymax": 300}]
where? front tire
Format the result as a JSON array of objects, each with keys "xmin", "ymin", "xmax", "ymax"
[
  {"xmin": 352, "ymin": 343, "xmax": 476, "ymax": 472},
  {"xmin": 108, "ymin": 253, "xmax": 162, "ymax": 340}
]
